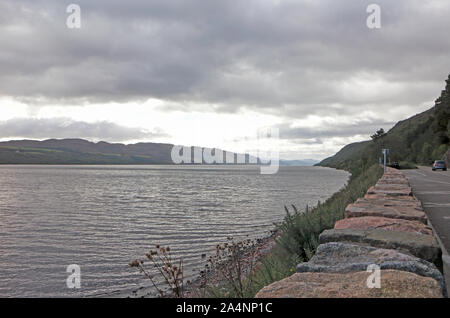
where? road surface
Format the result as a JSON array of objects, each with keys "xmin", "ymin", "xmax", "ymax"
[{"xmin": 403, "ymin": 166, "xmax": 450, "ymax": 254}]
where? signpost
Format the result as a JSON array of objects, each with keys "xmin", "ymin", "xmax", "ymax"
[{"xmin": 382, "ymin": 148, "xmax": 389, "ymax": 172}]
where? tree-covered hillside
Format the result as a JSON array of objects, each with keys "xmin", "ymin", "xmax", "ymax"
[
  {"xmin": 0, "ymin": 138, "xmax": 256, "ymax": 165},
  {"xmin": 318, "ymin": 74, "xmax": 450, "ymax": 173}
]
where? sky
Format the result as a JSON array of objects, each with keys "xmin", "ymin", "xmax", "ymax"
[{"xmin": 1, "ymin": 0, "xmax": 450, "ymax": 160}]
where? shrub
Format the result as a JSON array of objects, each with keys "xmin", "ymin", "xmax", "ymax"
[
  {"xmin": 276, "ymin": 164, "xmax": 383, "ymax": 261},
  {"xmin": 208, "ymin": 238, "xmax": 260, "ymax": 297},
  {"xmin": 398, "ymin": 161, "xmax": 418, "ymax": 169},
  {"xmin": 204, "ymin": 163, "xmax": 383, "ymax": 298},
  {"xmin": 130, "ymin": 164, "xmax": 383, "ymax": 298},
  {"xmin": 130, "ymin": 245, "xmax": 186, "ymax": 298}
]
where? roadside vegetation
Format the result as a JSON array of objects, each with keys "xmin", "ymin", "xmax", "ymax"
[
  {"xmin": 129, "ymin": 75, "xmax": 448, "ymax": 298},
  {"xmin": 130, "ymin": 245, "xmax": 186, "ymax": 298},
  {"xmin": 396, "ymin": 161, "xmax": 418, "ymax": 170},
  {"xmin": 199, "ymin": 163, "xmax": 383, "ymax": 297},
  {"xmin": 129, "ymin": 163, "xmax": 382, "ymax": 298},
  {"xmin": 320, "ymin": 74, "xmax": 450, "ymax": 170},
  {"xmin": 200, "ymin": 75, "xmax": 450, "ymax": 297}
]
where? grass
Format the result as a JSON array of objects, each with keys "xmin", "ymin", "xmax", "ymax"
[
  {"xmin": 128, "ymin": 163, "xmax": 383, "ymax": 298},
  {"xmin": 397, "ymin": 161, "xmax": 418, "ymax": 169},
  {"xmin": 202, "ymin": 163, "xmax": 383, "ymax": 297}
]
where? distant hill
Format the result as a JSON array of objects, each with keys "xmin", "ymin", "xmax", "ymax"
[
  {"xmin": 318, "ymin": 74, "xmax": 450, "ymax": 173},
  {"xmin": 318, "ymin": 141, "xmax": 370, "ymax": 168},
  {"xmin": 279, "ymin": 159, "xmax": 319, "ymax": 166},
  {"xmin": 0, "ymin": 139, "xmax": 257, "ymax": 165}
]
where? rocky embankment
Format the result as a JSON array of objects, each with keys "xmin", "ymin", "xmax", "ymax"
[{"xmin": 255, "ymin": 167, "xmax": 446, "ymax": 298}]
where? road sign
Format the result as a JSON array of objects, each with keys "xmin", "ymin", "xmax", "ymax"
[{"xmin": 381, "ymin": 149, "xmax": 389, "ymax": 171}]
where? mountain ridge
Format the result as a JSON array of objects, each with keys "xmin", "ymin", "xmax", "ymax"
[
  {"xmin": 0, "ymin": 138, "xmax": 311, "ymax": 165},
  {"xmin": 317, "ymin": 74, "xmax": 450, "ymax": 173}
]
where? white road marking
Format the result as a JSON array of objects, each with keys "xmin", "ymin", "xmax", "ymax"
[
  {"xmin": 423, "ymin": 203, "xmax": 450, "ymax": 207},
  {"xmin": 421, "ymin": 179, "xmax": 450, "ymax": 186},
  {"xmin": 405, "ymin": 169, "xmax": 450, "ymax": 185},
  {"xmin": 405, "ymin": 170, "xmax": 426, "ymax": 177},
  {"xmin": 416, "ymin": 191, "xmax": 450, "ymax": 195},
  {"xmin": 418, "ymin": 167, "xmax": 450, "ymax": 179}
]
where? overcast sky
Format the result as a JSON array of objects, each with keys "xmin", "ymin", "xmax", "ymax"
[{"xmin": 1, "ymin": 0, "xmax": 449, "ymax": 159}]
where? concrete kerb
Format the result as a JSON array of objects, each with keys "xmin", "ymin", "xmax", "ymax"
[{"xmin": 426, "ymin": 217, "xmax": 450, "ymax": 297}]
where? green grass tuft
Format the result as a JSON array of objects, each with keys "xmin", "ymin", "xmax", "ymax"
[{"xmin": 204, "ymin": 163, "xmax": 383, "ymax": 297}]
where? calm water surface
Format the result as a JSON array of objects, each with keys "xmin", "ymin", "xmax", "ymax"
[{"xmin": 0, "ymin": 165, "xmax": 348, "ymax": 297}]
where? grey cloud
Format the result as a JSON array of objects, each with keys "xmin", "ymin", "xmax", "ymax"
[
  {"xmin": 0, "ymin": 118, "xmax": 166, "ymax": 142},
  {"xmin": 277, "ymin": 119, "xmax": 396, "ymax": 140},
  {"xmin": 0, "ymin": 0, "xmax": 449, "ymax": 118}
]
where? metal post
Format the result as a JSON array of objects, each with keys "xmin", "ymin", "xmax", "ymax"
[{"xmin": 382, "ymin": 149, "xmax": 389, "ymax": 172}]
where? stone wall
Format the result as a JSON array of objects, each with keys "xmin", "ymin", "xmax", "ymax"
[{"xmin": 255, "ymin": 167, "xmax": 446, "ymax": 298}]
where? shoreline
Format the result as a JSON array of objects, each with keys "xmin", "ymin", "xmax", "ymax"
[
  {"xmin": 125, "ymin": 230, "xmax": 279, "ymax": 298},
  {"xmin": 183, "ymin": 231, "xmax": 279, "ymax": 298},
  {"xmin": 125, "ymin": 166, "xmax": 351, "ymax": 298}
]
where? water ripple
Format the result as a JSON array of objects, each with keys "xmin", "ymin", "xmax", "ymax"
[{"xmin": 0, "ymin": 165, "xmax": 348, "ymax": 297}]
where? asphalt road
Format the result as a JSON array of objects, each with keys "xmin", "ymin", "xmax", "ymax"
[{"xmin": 403, "ymin": 166, "xmax": 450, "ymax": 254}]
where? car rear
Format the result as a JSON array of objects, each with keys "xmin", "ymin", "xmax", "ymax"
[{"xmin": 432, "ymin": 160, "xmax": 447, "ymax": 171}]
